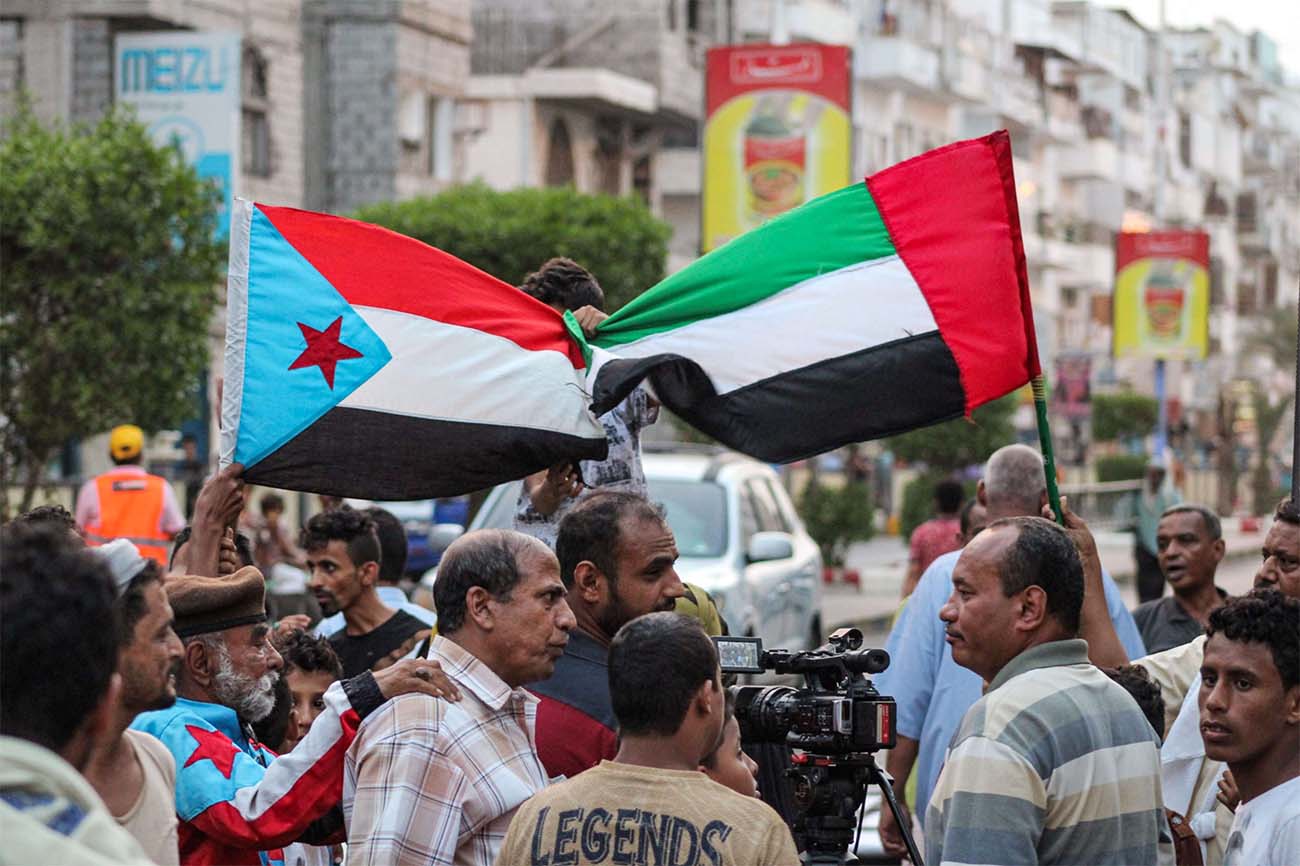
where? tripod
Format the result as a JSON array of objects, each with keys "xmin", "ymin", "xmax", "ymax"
[{"xmin": 789, "ymin": 751, "xmax": 923, "ymax": 866}]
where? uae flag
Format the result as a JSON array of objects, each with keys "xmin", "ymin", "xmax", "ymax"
[
  {"xmin": 220, "ymin": 199, "xmax": 606, "ymax": 500},
  {"xmin": 589, "ymin": 130, "xmax": 1040, "ymax": 461}
]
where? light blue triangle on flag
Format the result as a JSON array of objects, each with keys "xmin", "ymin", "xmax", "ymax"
[{"xmin": 233, "ymin": 207, "xmax": 392, "ymax": 468}]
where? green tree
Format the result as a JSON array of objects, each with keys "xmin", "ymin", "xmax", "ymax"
[
  {"xmin": 798, "ymin": 475, "xmax": 874, "ymax": 567},
  {"xmin": 0, "ymin": 105, "xmax": 223, "ymax": 514},
  {"xmin": 354, "ymin": 184, "xmax": 672, "ymax": 312},
  {"xmin": 885, "ymin": 393, "xmax": 1018, "ymax": 472},
  {"xmin": 1091, "ymin": 391, "xmax": 1158, "ymax": 442}
]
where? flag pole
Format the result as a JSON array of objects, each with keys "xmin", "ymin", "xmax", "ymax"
[
  {"xmin": 1291, "ymin": 279, "xmax": 1299, "ymax": 502},
  {"xmin": 1032, "ymin": 375, "xmax": 1066, "ymax": 524}
]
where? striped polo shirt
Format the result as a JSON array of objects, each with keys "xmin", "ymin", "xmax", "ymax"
[{"xmin": 925, "ymin": 639, "xmax": 1163, "ymax": 866}]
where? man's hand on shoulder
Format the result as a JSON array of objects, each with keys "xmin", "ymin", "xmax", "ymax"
[{"xmin": 372, "ymin": 657, "xmax": 461, "ymax": 703}]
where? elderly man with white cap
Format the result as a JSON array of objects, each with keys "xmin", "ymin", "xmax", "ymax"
[{"xmin": 129, "ymin": 563, "xmax": 462, "ymax": 866}]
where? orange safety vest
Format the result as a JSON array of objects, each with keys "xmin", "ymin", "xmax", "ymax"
[{"xmin": 84, "ymin": 472, "xmax": 172, "ymax": 565}]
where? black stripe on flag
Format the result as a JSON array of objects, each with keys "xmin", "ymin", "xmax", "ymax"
[
  {"xmin": 592, "ymin": 331, "xmax": 967, "ymax": 463},
  {"xmin": 244, "ymin": 407, "xmax": 609, "ymax": 500}
]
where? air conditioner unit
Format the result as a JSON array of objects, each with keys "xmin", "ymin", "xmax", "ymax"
[{"xmin": 399, "ymin": 92, "xmax": 426, "ymax": 147}]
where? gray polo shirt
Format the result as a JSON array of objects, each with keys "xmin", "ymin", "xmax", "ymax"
[{"xmin": 1132, "ymin": 588, "xmax": 1228, "ymax": 654}]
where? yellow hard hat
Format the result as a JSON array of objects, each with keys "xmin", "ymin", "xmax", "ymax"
[{"xmin": 109, "ymin": 425, "xmax": 144, "ymax": 460}]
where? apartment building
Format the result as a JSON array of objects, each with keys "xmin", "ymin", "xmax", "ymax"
[{"xmin": 462, "ymin": 0, "xmax": 724, "ymax": 271}]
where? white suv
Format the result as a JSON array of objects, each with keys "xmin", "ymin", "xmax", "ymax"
[{"xmin": 466, "ymin": 445, "xmax": 825, "ymax": 650}]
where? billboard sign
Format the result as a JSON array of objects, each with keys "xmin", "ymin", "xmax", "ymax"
[
  {"xmin": 1113, "ymin": 230, "xmax": 1210, "ymax": 360},
  {"xmin": 703, "ymin": 43, "xmax": 851, "ymax": 252},
  {"xmin": 115, "ymin": 31, "xmax": 241, "ymax": 239}
]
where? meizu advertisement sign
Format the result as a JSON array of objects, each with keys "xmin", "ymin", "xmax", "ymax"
[{"xmin": 116, "ymin": 32, "xmax": 241, "ymax": 239}]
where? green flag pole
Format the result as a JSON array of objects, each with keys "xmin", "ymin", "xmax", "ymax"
[{"xmin": 1032, "ymin": 374, "xmax": 1065, "ymax": 525}]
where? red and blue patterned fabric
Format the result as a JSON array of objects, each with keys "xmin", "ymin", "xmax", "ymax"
[{"xmin": 132, "ymin": 684, "xmax": 360, "ymax": 866}]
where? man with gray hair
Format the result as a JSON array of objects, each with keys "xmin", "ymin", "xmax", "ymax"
[
  {"xmin": 131, "ymin": 567, "xmax": 459, "ymax": 866},
  {"xmin": 345, "ymin": 529, "xmax": 576, "ymax": 866},
  {"xmin": 875, "ymin": 443, "xmax": 1147, "ymax": 858}
]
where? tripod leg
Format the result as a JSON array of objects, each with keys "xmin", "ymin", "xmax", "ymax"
[{"xmin": 872, "ymin": 767, "xmax": 924, "ymax": 865}]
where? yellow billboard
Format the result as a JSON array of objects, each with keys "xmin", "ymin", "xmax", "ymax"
[
  {"xmin": 1113, "ymin": 231, "xmax": 1210, "ymax": 360},
  {"xmin": 703, "ymin": 44, "xmax": 852, "ymax": 253}
]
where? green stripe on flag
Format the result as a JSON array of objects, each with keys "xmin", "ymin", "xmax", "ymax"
[{"xmin": 593, "ymin": 182, "xmax": 896, "ymax": 348}]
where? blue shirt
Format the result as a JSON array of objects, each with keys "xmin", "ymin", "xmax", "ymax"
[{"xmin": 874, "ymin": 549, "xmax": 1147, "ymax": 825}]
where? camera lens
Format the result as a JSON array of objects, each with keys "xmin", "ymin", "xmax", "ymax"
[{"xmin": 732, "ymin": 684, "xmax": 800, "ymax": 743}]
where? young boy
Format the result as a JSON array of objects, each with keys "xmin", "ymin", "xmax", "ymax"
[
  {"xmin": 699, "ymin": 690, "xmax": 760, "ymax": 798},
  {"xmin": 1199, "ymin": 590, "xmax": 1300, "ymax": 866}
]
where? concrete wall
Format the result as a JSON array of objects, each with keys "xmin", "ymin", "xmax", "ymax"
[{"xmin": 303, "ymin": 0, "xmax": 470, "ymax": 213}]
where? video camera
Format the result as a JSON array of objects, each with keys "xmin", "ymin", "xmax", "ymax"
[{"xmin": 714, "ymin": 628, "xmax": 921, "ymax": 865}]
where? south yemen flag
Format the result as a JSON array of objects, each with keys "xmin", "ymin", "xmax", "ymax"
[
  {"xmin": 590, "ymin": 131, "xmax": 1040, "ymax": 461},
  {"xmin": 220, "ymin": 199, "xmax": 606, "ymax": 499}
]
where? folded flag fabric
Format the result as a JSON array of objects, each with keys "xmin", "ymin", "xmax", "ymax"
[
  {"xmin": 220, "ymin": 199, "xmax": 607, "ymax": 500},
  {"xmin": 588, "ymin": 130, "xmax": 1040, "ymax": 462}
]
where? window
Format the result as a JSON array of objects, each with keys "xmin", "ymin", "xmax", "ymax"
[
  {"xmin": 241, "ymin": 47, "xmax": 271, "ymax": 177},
  {"xmin": 544, "ymin": 118, "xmax": 575, "ymax": 187},
  {"xmin": 761, "ymin": 479, "xmax": 796, "ymax": 533},
  {"xmin": 1178, "ymin": 112, "xmax": 1191, "ymax": 169},
  {"xmin": 745, "ymin": 479, "xmax": 784, "ymax": 534}
]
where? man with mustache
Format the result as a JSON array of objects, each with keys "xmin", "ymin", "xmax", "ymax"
[
  {"xmin": 1132, "ymin": 504, "xmax": 1228, "ymax": 654},
  {"xmin": 83, "ymin": 541, "xmax": 185, "ymax": 864},
  {"xmin": 1198, "ymin": 590, "xmax": 1300, "ymax": 866},
  {"xmin": 132, "ymin": 567, "xmax": 460, "ymax": 866},
  {"xmin": 530, "ymin": 492, "xmax": 686, "ymax": 779},
  {"xmin": 345, "ymin": 529, "xmax": 576, "ymax": 866},
  {"xmin": 927, "ymin": 517, "xmax": 1162, "ymax": 864}
]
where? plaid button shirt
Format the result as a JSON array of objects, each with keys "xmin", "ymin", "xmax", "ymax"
[{"xmin": 343, "ymin": 636, "xmax": 549, "ymax": 866}]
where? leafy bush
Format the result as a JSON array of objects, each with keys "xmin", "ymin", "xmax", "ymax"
[
  {"xmin": 1095, "ymin": 454, "xmax": 1148, "ymax": 482},
  {"xmin": 1092, "ymin": 392, "xmax": 1158, "ymax": 442},
  {"xmin": 899, "ymin": 473, "xmax": 977, "ymax": 542},
  {"xmin": 354, "ymin": 184, "xmax": 672, "ymax": 312},
  {"xmin": 798, "ymin": 476, "xmax": 874, "ymax": 566}
]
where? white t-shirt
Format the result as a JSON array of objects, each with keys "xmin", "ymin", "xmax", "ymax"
[{"xmin": 1223, "ymin": 776, "xmax": 1300, "ymax": 866}]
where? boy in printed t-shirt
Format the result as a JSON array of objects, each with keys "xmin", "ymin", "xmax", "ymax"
[{"xmin": 497, "ymin": 613, "xmax": 797, "ymax": 866}]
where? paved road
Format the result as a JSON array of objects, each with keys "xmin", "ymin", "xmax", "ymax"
[{"xmin": 825, "ymin": 527, "xmax": 1267, "ymax": 650}]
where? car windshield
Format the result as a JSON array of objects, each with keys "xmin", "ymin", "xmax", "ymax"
[{"xmin": 646, "ymin": 478, "xmax": 727, "ymax": 558}]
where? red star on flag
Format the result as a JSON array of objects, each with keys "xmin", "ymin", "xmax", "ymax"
[
  {"xmin": 182, "ymin": 724, "xmax": 242, "ymax": 779},
  {"xmin": 289, "ymin": 316, "xmax": 363, "ymax": 389}
]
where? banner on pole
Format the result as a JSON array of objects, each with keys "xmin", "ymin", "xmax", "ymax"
[
  {"xmin": 702, "ymin": 43, "xmax": 851, "ymax": 253},
  {"xmin": 1113, "ymin": 230, "xmax": 1210, "ymax": 360},
  {"xmin": 115, "ymin": 31, "xmax": 242, "ymax": 240},
  {"xmin": 1052, "ymin": 355, "xmax": 1092, "ymax": 420}
]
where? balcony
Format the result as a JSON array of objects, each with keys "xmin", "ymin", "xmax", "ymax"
[
  {"xmin": 1044, "ymin": 94, "xmax": 1083, "ymax": 143},
  {"xmin": 855, "ymin": 36, "xmax": 941, "ymax": 93},
  {"xmin": 1243, "ymin": 132, "xmax": 1281, "ymax": 176},
  {"xmin": 734, "ymin": 0, "xmax": 856, "ymax": 45},
  {"xmin": 1121, "ymin": 153, "xmax": 1151, "ymax": 195},
  {"xmin": 1060, "ymin": 138, "xmax": 1120, "ymax": 182},
  {"xmin": 1056, "ymin": 239, "xmax": 1113, "ymax": 285}
]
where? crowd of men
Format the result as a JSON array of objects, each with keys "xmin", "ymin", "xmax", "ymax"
[
  {"xmin": 2, "ymin": 259, "xmax": 1298, "ymax": 866},
  {"xmin": 878, "ymin": 445, "xmax": 1300, "ymax": 865}
]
